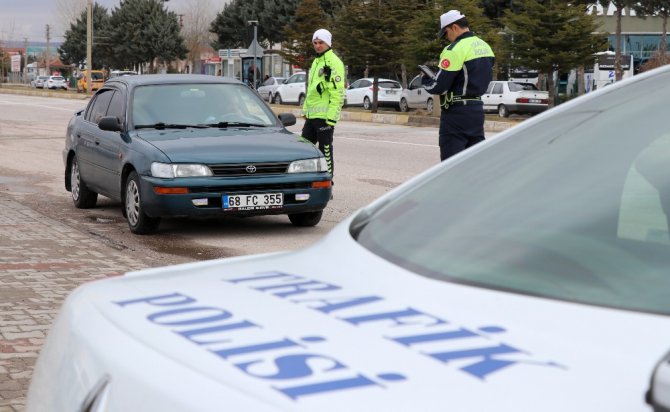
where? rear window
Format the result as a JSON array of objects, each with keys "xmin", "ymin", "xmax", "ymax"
[
  {"xmin": 509, "ymin": 82, "xmax": 539, "ymax": 91},
  {"xmin": 379, "ymin": 81, "xmax": 401, "ymax": 89}
]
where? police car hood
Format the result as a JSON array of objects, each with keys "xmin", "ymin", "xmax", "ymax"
[{"xmin": 46, "ymin": 221, "xmax": 670, "ymax": 411}]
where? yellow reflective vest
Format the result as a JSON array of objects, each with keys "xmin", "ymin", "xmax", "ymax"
[{"xmin": 303, "ymin": 49, "xmax": 345, "ymax": 126}]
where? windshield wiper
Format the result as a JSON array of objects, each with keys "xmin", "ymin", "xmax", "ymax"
[
  {"xmin": 135, "ymin": 123, "xmax": 208, "ymax": 130},
  {"xmin": 201, "ymin": 121, "xmax": 267, "ymax": 128}
]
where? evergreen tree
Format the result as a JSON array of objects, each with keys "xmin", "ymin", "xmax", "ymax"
[
  {"xmin": 333, "ymin": 0, "xmax": 413, "ymax": 112},
  {"xmin": 400, "ymin": 0, "xmax": 500, "ymax": 83},
  {"xmin": 281, "ymin": 0, "xmax": 328, "ymax": 72},
  {"xmin": 108, "ymin": 0, "xmax": 187, "ymax": 72},
  {"xmin": 501, "ymin": 0, "xmax": 607, "ymax": 105},
  {"xmin": 58, "ymin": 3, "xmax": 111, "ymax": 69},
  {"xmin": 211, "ymin": 0, "xmax": 259, "ymax": 49},
  {"xmin": 257, "ymin": 0, "xmax": 302, "ymax": 46}
]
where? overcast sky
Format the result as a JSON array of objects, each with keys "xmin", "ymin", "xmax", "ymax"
[{"xmin": 1, "ymin": 0, "xmax": 230, "ymax": 43}]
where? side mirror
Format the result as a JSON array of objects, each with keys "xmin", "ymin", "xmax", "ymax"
[
  {"xmin": 647, "ymin": 351, "xmax": 670, "ymax": 412},
  {"xmin": 278, "ymin": 113, "xmax": 296, "ymax": 127},
  {"xmin": 98, "ymin": 116, "xmax": 122, "ymax": 132}
]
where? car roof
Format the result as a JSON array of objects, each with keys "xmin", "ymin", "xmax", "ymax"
[
  {"xmin": 356, "ymin": 77, "xmax": 399, "ymax": 82},
  {"xmin": 105, "ymin": 74, "xmax": 244, "ymax": 89}
]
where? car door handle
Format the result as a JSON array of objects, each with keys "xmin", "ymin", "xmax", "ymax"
[{"xmin": 95, "ymin": 139, "xmax": 100, "ymax": 145}]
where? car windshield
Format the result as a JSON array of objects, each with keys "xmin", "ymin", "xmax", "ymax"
[
  {"xmin": 355, "ymin": 69, "xmax": 670, "ymax": 316},
  {"xmin": 509, "ymin": 82, "xmax": 539, "ymax": 91},
  {"xmin": 132, "ymin": 83, "xmax": 277, "ymax": 131},
  {"xmin": 91, "ymin": 72, "xmax": 104, "ymax": 80}
]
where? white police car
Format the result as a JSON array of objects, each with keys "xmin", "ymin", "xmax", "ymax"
[{"xmin": 27, "ymin": 65, "xmax": 670, "ymax": 411}]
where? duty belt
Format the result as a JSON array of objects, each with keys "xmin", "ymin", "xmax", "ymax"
[{"xmin": 440, "ymin": 93, "xmax": 482, "ymax": 109}]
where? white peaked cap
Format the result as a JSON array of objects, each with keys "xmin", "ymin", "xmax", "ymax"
[{"xmin": 440, "ymin": 10, "xmax": 465, "ymax": 28}]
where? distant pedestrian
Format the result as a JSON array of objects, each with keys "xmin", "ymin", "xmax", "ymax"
[
  {"xmin": 301, "ymin": 28, "xmax": 345, "ymax": 176},
  {"xmin": 422, "ymin": 10, "xmax": 495, "ymax": 161},
  {"xmin": 247, "ymin": 64, "xmax": 256, "ymax": 88}
]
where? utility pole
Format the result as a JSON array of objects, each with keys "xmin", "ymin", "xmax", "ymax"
[
  {"xmin": 45, "ymin": 25, "xmax": 50, "ymax": 75},
  {"xmin": 86, "ymin": 0, "xmax": 92, "ymax": 95},
  {"xmin": 23, "ymin": 37, "xmax": 28, "ymax": 83}
]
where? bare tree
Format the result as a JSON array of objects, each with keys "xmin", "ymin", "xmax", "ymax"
[
  {"xmin": 56, "ymin": 0, "xmax": 86, "ymax": 36},
  {"xmin": 178, "ymin": 0, "xmax": 217, "ymax": 73}
]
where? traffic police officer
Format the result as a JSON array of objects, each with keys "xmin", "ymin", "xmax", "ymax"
[
  {"xmin": 422, "ymin": 10, "xmax": 495, "ymax": 161},
  {"xmin": 301, "ymin": 28, "xmax": 345, "ymax": 176}
]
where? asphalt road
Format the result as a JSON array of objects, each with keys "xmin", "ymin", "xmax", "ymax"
[{"xmin": 0, "ymin": 93, "xmax": 444, "ymax": 266}]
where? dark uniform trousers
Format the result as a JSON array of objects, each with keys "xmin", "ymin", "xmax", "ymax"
[
  {"xmin": 301, "ymin": 118, "xmax": 335, "ymax": 175},
  {"xmin": 439, "ymin": 102, "xmax": 485, "ymax": 161}
]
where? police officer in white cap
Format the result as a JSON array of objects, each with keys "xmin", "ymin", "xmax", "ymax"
[
  {"xmin": 422, "ymin": 10, "xmax": 495, "ymax": 161},
  {"xmin": 301, "ymin": 28, "xmax": 345, "ymax": 178}
]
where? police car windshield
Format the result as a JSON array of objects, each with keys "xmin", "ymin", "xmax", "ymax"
[{"xmin": 355, "ymin": 69, "xmax": 670, "ymax": 316}]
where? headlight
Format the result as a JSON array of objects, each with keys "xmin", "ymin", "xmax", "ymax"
[
  {"xmin": 288, "ymin": 158, "xmax": 328, "ymax": 173},
  {"xmin": 150, "ymin": 162, "xmax": 213, "ymax": 178}
]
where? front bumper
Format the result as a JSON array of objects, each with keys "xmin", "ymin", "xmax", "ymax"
[{"xmin": 139, "ymin": 174, "xmax": 332, "ymax": 218}]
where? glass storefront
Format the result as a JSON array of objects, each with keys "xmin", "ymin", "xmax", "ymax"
[{"xmin": 608, "ymin": 34, "xmax": 670, "ymax": 67}]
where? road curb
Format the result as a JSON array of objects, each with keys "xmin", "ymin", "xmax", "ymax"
[
  {"xmin": 0, "ymin": 86, "xmax": 89, "ymax": 100},
  {"xmin": 271, "ymin": 105, "xmax": 517, "ymax": 132}
]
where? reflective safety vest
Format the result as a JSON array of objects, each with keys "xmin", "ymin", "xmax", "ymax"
[
  {"xmin": 303, "ymin": 49, "xmax": 346, "ymax": 125},
  {"xmin": 424, "ymin": 32, "xmax": 495, "ymax": 101}
]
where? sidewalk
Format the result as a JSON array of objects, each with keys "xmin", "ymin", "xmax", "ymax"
[{"xmin": 0, "ymin": 194, "xmax": 150, "ymax": 411}]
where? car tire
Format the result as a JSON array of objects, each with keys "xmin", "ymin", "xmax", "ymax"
[
  {"xmin": 399, "ymin": 98, "xmax": 409, "ymax": 112},
  {"xmin": 288, "ymin": 210, "xmax": 323, "ymax": 227},
  {"xmin": 363, "ymin": 97, "xmax": 372, "ymax": 110},
  {"xmin": 275, "ymin": 94, "xmax": 283, "ymax": 105},
  {"xmin": 70, "ymin": 155, "xmax": 98, "ymax": 209},
  {"xmin": 498, "ymin": 104, "xmax": 510, "ymax": 118},
  {"xmin": 298, "ymin": 94, "xmax": 305, "ymax": 106},
  {"xmin": 426, "ymin": 98, "xmax": 434, "ymax": 113},
  {"xmin": 124, "ymin": 171, "xmax": 161, "ymax": 235}
]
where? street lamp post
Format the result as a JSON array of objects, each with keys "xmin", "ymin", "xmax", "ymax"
[
  {"xmin": 86, "ymin": 0, "xmax": 92, "ymax": 95},
  {"xmin": 248, "ymin": 20, "xmax": 258, "ymax": 88}
]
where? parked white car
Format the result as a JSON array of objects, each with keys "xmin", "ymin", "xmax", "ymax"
[
  {"xmin": 272, "ymin": 72, "xmax": 305, "ymax": 105},
  {"xmin": 399, "ymin": 75, "xmax": 434, "ymax": 113},
  {"xmin": 26, "ymin": 65, "xmax": 670, "ymax": 412},
  {"xmin": 345, "ymin": 78, "xmax": 402, "ymax": 110},
  {"xmin": 45, "ymin": 75, "xmax": 68, "ymax": 90},
  {"xmin": 257, "ymin": 76, "xmax": 286, "ymax": 102},
  {"xmin": 482, "ymin": 81, "xmax": 549, "ymax": 118},
  {"xmin": 31, "ymin": 76, "xmax": 49, "ymax": 88}
]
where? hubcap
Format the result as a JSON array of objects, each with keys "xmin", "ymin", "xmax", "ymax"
[
  {"xmin": 125, "ymin": 179, "xmax": 140, "ymax": 226},
  {"xmin": 71, "ymin": 161, "xmax": 80, "ymax": 200}
]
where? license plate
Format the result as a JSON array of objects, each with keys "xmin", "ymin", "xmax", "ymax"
[
  {"xmin": 223, "ymin": 193, "xmax": 283, "ymax": 210},
  {"xmin": 386, "ymin": 90, "xmax": 397, "ymax": 94},
  {"xmin": 529, "ymin": 99, "xmax": 542, "ymax": 103}
]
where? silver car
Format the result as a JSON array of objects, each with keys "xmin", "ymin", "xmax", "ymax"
[
  {"xmin": 31, "ymin": 76, "xmax": 49, "ymax": 88},
  {"xmin": 399, "ymin": 74, "xmax": 434, "ymax": 113},
  {"xmin": 257, "ymin": 76, "xmax": 286, "ymax": 102}
]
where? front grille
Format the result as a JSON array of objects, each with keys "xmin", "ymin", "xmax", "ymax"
[
  {"xmin": 210, "ymin": 162, "xmax": 290, "ymax": 176},
  {"xmin": 191, "ymin": 182, "xmax": 311, "ymax": 193}
]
